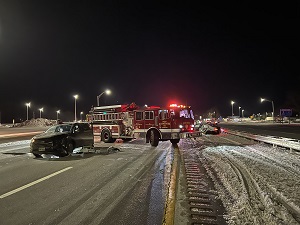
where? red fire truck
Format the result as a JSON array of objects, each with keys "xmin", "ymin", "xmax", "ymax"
[{"xmin": 87, "ymin": 103, "xmax": 200, "ymax": 147}]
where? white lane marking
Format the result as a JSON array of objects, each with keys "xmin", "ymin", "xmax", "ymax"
[{"xmin": 0, "ymin": 167, "xmax": 73, "ymax": 199}]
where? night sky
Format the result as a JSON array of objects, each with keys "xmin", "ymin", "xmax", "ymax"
[{"xmin": 0, "ymin": 1, "xmax": 299, "ymax": 123}]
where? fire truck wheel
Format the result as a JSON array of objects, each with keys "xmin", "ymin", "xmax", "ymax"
[
  {"xmin": 101, "ymin": 129, "xmax": 114, "ymax": 143},
  {"xmin": 170, "ymin": 139, "xmax": 180, "ymax": 144},
  {"xmin": 150, "ymin": 130, "xmax": 159, "ymax": 147}
]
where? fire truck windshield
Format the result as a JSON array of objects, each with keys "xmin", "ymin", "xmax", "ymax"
[{"xmin": 171, "ymin": 108, "xmax": 194, "ymax": 119}]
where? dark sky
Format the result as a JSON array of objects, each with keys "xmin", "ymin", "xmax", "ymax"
[{"xmin": 0, "ymin": 1, "xmax": 299, "ymax": 122}]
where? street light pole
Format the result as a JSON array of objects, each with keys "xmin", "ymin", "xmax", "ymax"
[
  {"xmin": 80, "ymin": 111, "xmax": 83, "ymax": 121},
  {"xmin": 39, "ymin": 108, "xmax": 43, "ymax": 118},
  {"xmin": 25, "ymin": 102, "xmax": 31, "ymax": 121},
  {"xmin": 271, "ymin": 100, "xmax": 274, "ymax": 121},
  {"xmin": 97, "ymin": 89, "xmax": 111, "ymax": 106},
  {"xmin": 239, "ymin": 106, "xmax": 241, "ymax": 117},
  {"xmin": 56, "ymin": 110, "xmax": 60, "ymax": 120},
  {"xmin": 261, "ymin": 98, "xmax": 275, "ymax": 122},
  {"xmin": 231, "ymin": 101, "xmax": 234, "ymax": 117},
  {"xmin": 242, "ymin": 109, "xmax": 244, "ymax": 118},
  {"xmin": 74, "ymin": 95, "xmax": 78, "ymax": 122}
]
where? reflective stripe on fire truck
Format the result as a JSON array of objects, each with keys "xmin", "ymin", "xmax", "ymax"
[{"xmin": 133, "ymin": 129, "xmax": 181, "ymax": 133}]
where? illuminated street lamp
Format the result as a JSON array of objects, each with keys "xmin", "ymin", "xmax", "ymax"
[
  {"xmin": 39, "ymin": 108, "xmax": 43, "ymax": 118},
  {"xmin": 260, "ymin": 98, "xmax": 275, "ymax": 121},
  {"xmin": 80, "ymin": 111, "xmax": 84, "ymax": 121},
  {"xmin": 74, "ymin": 94, "xmax": 78, "ymax": 122},
  {"xmin": 97, "ymin": 89, "xmax": 111, "ymax": 106},
  {"xmin": 238, "ymin": 106, "xmax": 241, "ymax": 117},
  {"xmin": 56, "ymin": 110, "xmax": 60, "ymax": 120},
  {"xmin": 242, "ymin": 109, "xmax": 244, "ymax": 118},
  {"xmin": 231, "ymin": 101, "xmax": 235, "ymax": 117},
  {"xmin": 25, "ymin": 102, "xmax": 31, "ymax": 121}
]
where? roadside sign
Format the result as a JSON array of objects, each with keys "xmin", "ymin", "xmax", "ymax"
[{"xmin": 280, "ymin": 109, "xmax": 292, "ymax": 117}]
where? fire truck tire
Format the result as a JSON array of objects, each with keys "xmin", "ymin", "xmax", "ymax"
[
  {"xmin": 101, "ymin": 129, "xmax": 114, "ymax": 143},
  {"xmin": 150, "ymin": 130, "xmax": 159, "ymax": 147},
  {"xmin": 170, "ymin": 139, "xmax": 180, "ymax": 144}
]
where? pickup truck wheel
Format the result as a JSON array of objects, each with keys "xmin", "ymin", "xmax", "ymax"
[
  {"xmin": 59, "ymin": 141, "xmax": 73, "ymax": 157},
  {"xmin": 66, "ymin": 142, "xmax": 74, "ymax": 155},
  {"xmin": 101, "ymin": 129, "xmax": 114, "ymax": 143},
  {"xmin": 150, "ymin": 130, "xmax": 159, "ymax": 147}
]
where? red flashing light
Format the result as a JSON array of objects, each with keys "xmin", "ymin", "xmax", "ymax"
[
  {"xmin": 169, "ymin": 103, "xmax": 191, "ymax": 109},
  {"xmin": 149, "ymin": 106, "xmax": 160, "ymax": 109}
]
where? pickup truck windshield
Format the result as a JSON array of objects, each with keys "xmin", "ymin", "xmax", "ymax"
[{"xmin": 45, "ymin": 124, "xmax": 72, "ymax": 133}]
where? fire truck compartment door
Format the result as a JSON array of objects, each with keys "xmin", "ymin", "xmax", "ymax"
[{"xmin": 155, "ymin": 116, "xmax": 158, "ymax": 126}]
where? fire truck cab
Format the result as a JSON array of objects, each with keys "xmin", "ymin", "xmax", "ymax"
[{"xmin": 88, "ymin": 103, "xmax": 200, "ymax": 147}]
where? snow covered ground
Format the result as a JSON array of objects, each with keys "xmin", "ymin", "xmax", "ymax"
[
  {"xmin": 0, "ymin": 140, "xmax": 31, "ymax": 160},
  {"xmin": 181, "ymin": 134, "xmax": 300, "ymax": 224},
  {"xmin": 1, "ymin": 127, "xmax": 300, "ymax": 224}
]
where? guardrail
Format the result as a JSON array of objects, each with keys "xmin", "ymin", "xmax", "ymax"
[{"xmin": 224, "ymin": 129, "xmax": 300, "ymax": 152}]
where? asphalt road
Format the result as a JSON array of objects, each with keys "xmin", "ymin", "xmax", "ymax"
[
  {"xmin": 0, "ymin": 132, "xmax": 173, "ymax": 225},
  {"xmin": 1, "ymin": 123, "xmax": 299, "ymax": 225},
  {"xmin": 219, "ymin": 122, "xmax": 300, "ymax": 139}
]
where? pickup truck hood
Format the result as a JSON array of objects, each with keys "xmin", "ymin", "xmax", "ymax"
[{"xmin": 33, "ymin": 132, "xmax": 69, "ymax": 140}]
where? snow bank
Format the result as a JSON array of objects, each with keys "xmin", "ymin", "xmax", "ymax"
[{"xmin": 13, "ymin": 118, "xmax": 57, "ymax": 127}]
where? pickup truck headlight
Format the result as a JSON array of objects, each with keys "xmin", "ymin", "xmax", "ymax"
[{"xmin": 179, "ymin": 125, "xmax": 183, "ymax": 129}]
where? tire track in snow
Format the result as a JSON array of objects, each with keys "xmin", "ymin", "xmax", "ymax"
[{"xmin": 198, "ymin": 134, "xmax": 300, "ymax": 224}]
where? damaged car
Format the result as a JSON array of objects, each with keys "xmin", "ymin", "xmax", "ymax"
[
  {"xmin": 30, "ymin": 122, "xmax": 93, "ymax": 158},
  {"xmin": 195, "ymin": 120, "xmax": 221, "ymax": 135}
]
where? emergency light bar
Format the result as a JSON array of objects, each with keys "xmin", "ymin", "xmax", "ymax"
[{"xmin": 169, "ymin": 104, "xmax": 190, "ymax": 108}]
